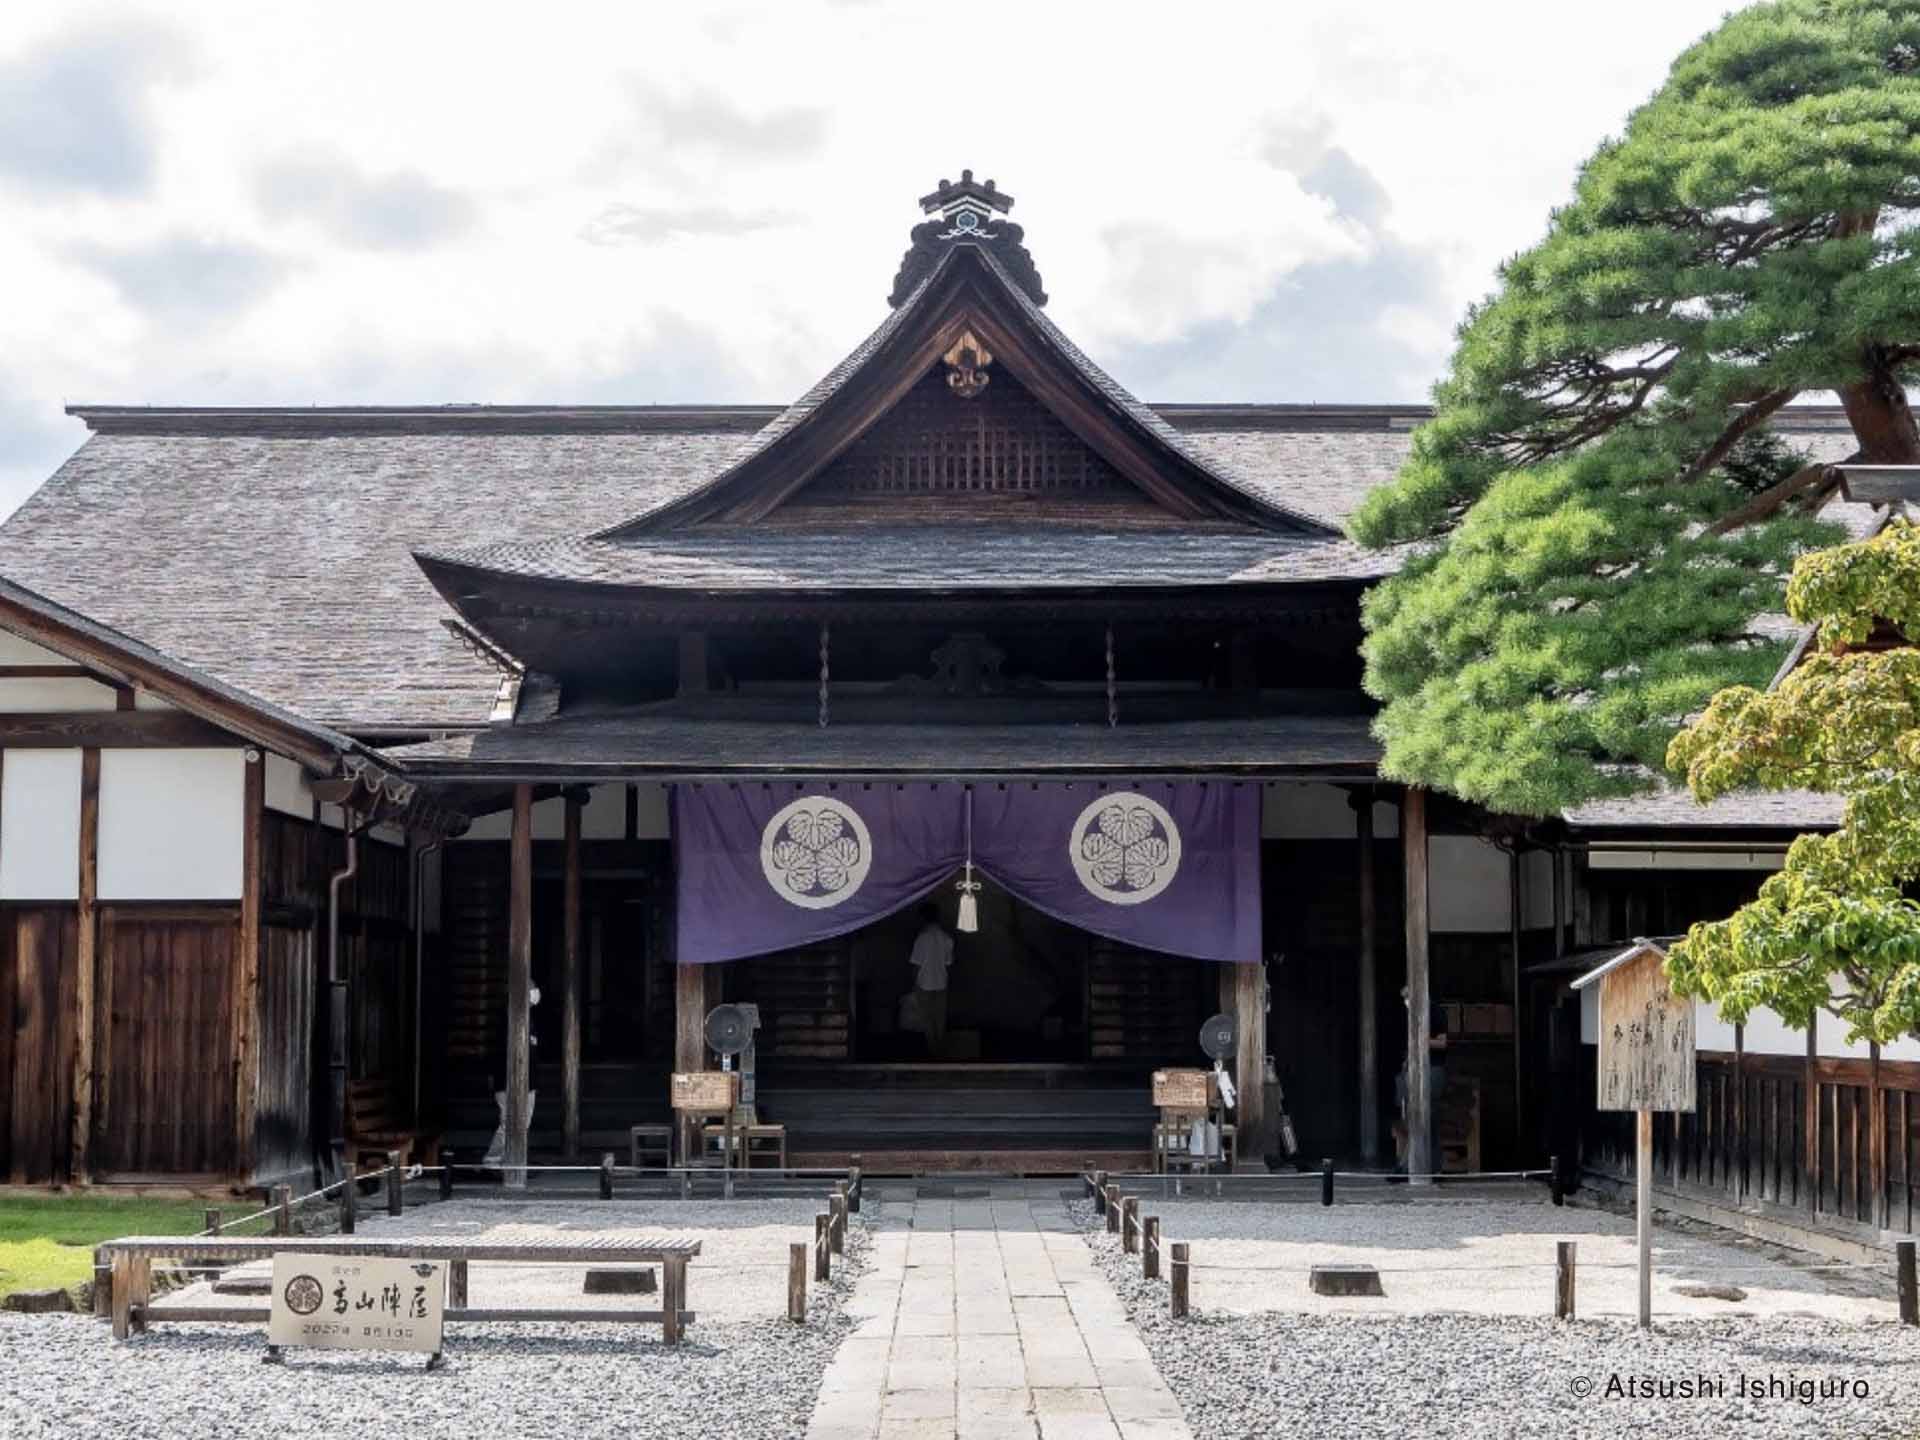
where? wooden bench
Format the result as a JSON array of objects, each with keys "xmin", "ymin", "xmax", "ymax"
[
  {"xmin": 345, "ymin": 1078, "xmax": 440, "ymax": 1171},
  {"xmin": 97, "ymin": 1233, "xmax": 701, "ymax": 1345}
]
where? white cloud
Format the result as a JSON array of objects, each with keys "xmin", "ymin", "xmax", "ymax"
[{"xmin": 0, "ymin": 0, "xmax": 1757, "ymax": 517}]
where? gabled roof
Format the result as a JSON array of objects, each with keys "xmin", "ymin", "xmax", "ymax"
[{"xmin": 598, "ymin": 244, "xmax": 1340, "ymax": 537}]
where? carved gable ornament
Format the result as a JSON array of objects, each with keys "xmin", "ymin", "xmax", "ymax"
[{"xmin": 942, "ymin": 331, "xmax": 993, "ymax": 399}]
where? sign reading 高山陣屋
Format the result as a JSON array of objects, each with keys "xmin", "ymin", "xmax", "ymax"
[{"xmin": 269, "ymin": 1253, "xmax": 445, "ymax": 1356}]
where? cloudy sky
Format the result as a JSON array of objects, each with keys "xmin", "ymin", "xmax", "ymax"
[{"xmin": 0, "ymin": 0, "xmax": 1754, "ymax": 515}]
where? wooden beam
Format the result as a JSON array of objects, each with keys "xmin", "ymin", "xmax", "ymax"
[
  {"xmin": 676, "ymin": 632, "xmax": 710, "ymax": 696},
  {"xmin": 1224, "ymin": 960, "xmax": 1268, "ymax": 1165},
  {"xmin": 233, "ymin": 752, "xmax": 265, "ymax": 1185},
  {"xmin": 0, "ymin": 711, "xmax": 236, "ymax": 748},
  {"xmin": 69, "ymin": 749, "xmax": 100, "ymax": 1184},
  {"xmin": 561, "ymin": 792, "xmax": 582, "ymax": 1159},
  {"xmin": 1353, "ymin": 792, "xmax": 1379, "ymax": 1163},
  {"xmin": 1403, "ymin": 786, "xmax": 1432, "ymax": 1183},
  {"xmin": 505, "ymin": 783, "xmax": 533, "ymax": 1187}
]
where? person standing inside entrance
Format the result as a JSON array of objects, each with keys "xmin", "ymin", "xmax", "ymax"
[{"xmin": 907, "ymin": 901, "xmax": 954, "ymax": 1057}]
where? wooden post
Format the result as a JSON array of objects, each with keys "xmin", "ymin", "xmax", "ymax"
[
  {"xmin": 1224, "ymin": 959, "xmax": 1268, "ymax": 1164},
  {"xmin": 505, "ymin": 783, "xmax": 533, "ymax": 1188},
  {"xmin": 1092, "ymin": 1171, "xmax": 1108, "ymax": 1214},
  {"xmin": 274, "ymin": 1184, "xmax": 292, "ymax": 1236},
  {"xmin": 1170, "ymin": 1242, "xmax": 1189, "ymax": 1318},
  {"xmin": 788, "ymin": 1241, "xmax": 807, "ymax": 1322},
  {"xmin": 387, "ymin": 1149, "xmax": 404, "ymax": 1216},
  {"xmin": 204, "ymin": 1207, "xmax": 223, "ymax": 1236},
  {"xmin": 1321, "ymin": 1157, "xmax": 1334, "ymax": 1207},
  {"xmin": 231, "ymin": 751, "xmax": 264, "ymax": 1188},
  {"xmin": 1555, "ymin": 1241, "xmax": 1577, "ymax": 1320},
  {"xmin": 110, "ymin": 1253, "xmax": 134, "ymax": 1340},
  {"xmin": 1870, "ymin": 1041, "xmax": 1887, "ymax": 1230},
  {"xmin": 1897, "ymin": 1241, "xmax": 1917, "ymax": 1326},
  {"xmin": 661, "ymin": 1256, "xmax": 687, "ymax": 1345},
  {"xmin": 1636, "ymin": 1107, "xmax": 1653, "ymax": 1329},
  {"xmin": 1354, "ymin": 793, "xmax": 1379, "ymax": 1164},
  {"xmin": 675, "ymin": 962, "xmax": 708, "ymax": 1164},
  {"xmin": 339, "ymin": 1160, "xmax": 356, "ymax": 1234},
  {"xmin": 814, "ymin": 1214, "xmax": 831, "ymax": 1281},
  {"xmin": 448, "ymin": 1259, "xmax": 468, "ymax": 1308},
  {"xmin": 127, "ymin": 1255, "xmax": 150, "ymax": 1336},
  {"xmin": 562, "ymin": 792, "xmax": 583, "ymax": 1159},
  {"xmin": 1121, "ymin": 1196, "xmax": 1139, "ymax": 1254},
  {"xmin": 69, "ymin": 747, "xmax": 101, "ymax": 1184},
  {"xmin": 1105, "ymin": 1184, "xmax": 1121, "ymax": 1234},
  {"xmin": 439, "ymin": 1159, "xmax": 454, "ymax": 1201},
  {"xmin": 1508, "ymin": 847, "xmax": 1525, "ymax": 1156},
  {"xmin": 830, "ymin": 1194, "xmax": 848, "ymax": 1255},
  {"xmin": 600, "ymin": 1151, "xmax": 615, "ymax": 1200},
  {"xmin": 93, "ymin": 1249, "xmax": 110, "ymax": 1319},
  {"xmin": 1403, "ymin": 787, "xmax": 1433, "ymax": 1183},
  {"xmin": 1142, "ymin": 1216, "xmax": 1160, "ymax": 1280},
  {"xmin": 848, "ymin": 1165, "xmax": 862, "ymax": 1213}
]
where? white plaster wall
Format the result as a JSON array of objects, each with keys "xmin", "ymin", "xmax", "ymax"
[
  {"xmin": 0, "ymin": 676, "xmax": 119, "ymax": 711},
  {"xmin": 99, "ymin": 748, "xmax": 244, "ymax": 900},
  {"xmin": 1740, "ymin": 1003, "xmax": 1809, "ymax": 1057},
  {"xmin": 132, "ymin": 690, "xmax": 176, "ymax": 711},
  {"xmin": 0, "ymin": 633, "xmax": 69, "ymax": 665},
  {"xmin": 1581, "ymin": 982, "xmax": 1597, "ymax": 1044},
  {"xmin": 1430, "ymin": 834, "xmax": 1510, "ymax": 933},
  {"xmin": 265, "ymin": 752, "xmax": 314, "ymax": 819},
  {"xmin": 637, "ymin": 782, "xmax": 670, "ymax": 838},
  {"xmin": 1695, "ymin": 997, "xmax": 1738, "ymax": 1053},
  {"xmin": 582, "ymin": 783, "xmax": 627, "ymax": 839},
  {"xmin": 0, "ymin": 748, "xmax": 81, "ymax": 899}
]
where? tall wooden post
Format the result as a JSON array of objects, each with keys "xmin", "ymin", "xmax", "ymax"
[
  {"xmin": 233, "ymin": 752, "xmax": 264, "ymax": 1186},
  {"xmin": 1508, "ymin": 846, "xmax": 1525, "ymax": 1160},
  {"xmin": 1403, "ymin": 786, "xmax": 1432, "ymax": 1183},
  {"xmin": 69, "ymin": 748, "xmax": 101, "ymax": 1184},
  {"xmin": 505, "ymin": 783, "xmax": 533, "ymax": 1188},
  {"xmin": 1353, "ymin": 792, "xmax": 1379, "ymax": 1163},
  {"xmin": 1636, "ymin": 1107, "xmax": 1653, "ymax": 1328},
  {"xmin": 1222, "ymin": 960, "xmax": 1267, "ymax": 1165},
  {"xmin": 676, "ymin": 961, "xmax": 708, "ymax": 1163},
  {"xmin": 562, "ymin": 792, "xmax": 583, "ymax": 1159}
]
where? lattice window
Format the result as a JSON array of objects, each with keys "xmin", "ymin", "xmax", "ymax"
[{"xmin": 805, "ymin": 365, "xmax": 1134, "ymax": 499}]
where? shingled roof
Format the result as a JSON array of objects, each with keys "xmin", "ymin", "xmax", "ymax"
[{"xmin": 0, "ymin": 406, "xmax": 1862, "ymax": 734}]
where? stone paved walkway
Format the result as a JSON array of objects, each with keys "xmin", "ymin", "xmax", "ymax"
[{"xmin": 807, "ymin": 1183, "xmax": 1191, "ymax": 1440}]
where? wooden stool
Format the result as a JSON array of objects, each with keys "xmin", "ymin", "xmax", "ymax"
[
  {"xmin": 742, "ymin": 1124, "xmax": 788, "ymax": 1171},
  {"xmin": 700, "ymin": 1119, "xmax": 745, "ymax": 1168},
  {"xmin": 629, "ymin": 1124, "xmax": 672, "ymax": 1170}
]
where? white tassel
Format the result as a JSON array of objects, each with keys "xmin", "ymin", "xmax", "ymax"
[{"xmin": 956, "ymin": 862, "xmax": 980, "ymax": 933}]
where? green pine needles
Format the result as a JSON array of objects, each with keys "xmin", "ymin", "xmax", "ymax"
[{"xmin": 1354, "ymin": 0, "xmax": 1920, "ymax": 816}]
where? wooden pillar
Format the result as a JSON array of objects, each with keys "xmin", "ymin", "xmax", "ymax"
[
  {"xmin": 1636, "ymin": 1107, "xmax": 1653, "ymax": 1328},
  {"xmin": 1870, "ymin": 1040, "xmax": 1886, "ymax": 1230},
  {"xmin": 1222, "ymin": 960, "xmax": 1267, "ymax": 1166},
  {"xmin": 1403, "ymin": 786, "xmax": 1432, "ymax": 1182},
  {"xmin": 1805, "ymin": 1012, "xmax": 1819, "ymax": 1221},
  {"xmin": 504, "ymin": 783, "xmax": 533, "ymax": 1187},
  {"xmin": 1508, "ymin": 846, "xmax": 1525, "ymax": 1162},
  {"xmin": 69, "ymin": 748, "xmax": 100, "ymax": 1184},
  {"xmin": 1353, "ymin": 793, "xmax": 1379, "ymax": 1164},
  {"xmin": 561, "ymin": 791, "xmax": 583, "ymax": 1159},
  {"xmin": 676, "ymin": 961, "xmax": 708, "ymax": 1162},
  {"xmin": 232, "ymin": 751, "xmax": 264, "ymax": 1185}
]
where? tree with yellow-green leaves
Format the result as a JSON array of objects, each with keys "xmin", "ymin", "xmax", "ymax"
[{"xmin": 1666, "ymin": 520, "xmax": 1920, "ymax": 1044}]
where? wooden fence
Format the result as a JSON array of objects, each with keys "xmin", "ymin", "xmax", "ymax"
[{"xmin": 1583, "ymin": 1049, "xmax": 1920, "ymax": 1241}]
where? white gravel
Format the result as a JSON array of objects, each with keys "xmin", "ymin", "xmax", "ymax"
[
  {"xmin": 0, "ymin": 1197, "xmax": 867, "ymax": 1440},
  {"xmin": 1071, "ymin": 1196, "xmax": 1920, "ymax": 1439}
]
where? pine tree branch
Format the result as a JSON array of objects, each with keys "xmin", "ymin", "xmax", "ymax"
[
  {"xmin": 1672, "ymin": 388, "xmax": 1800, "ymax": 491},
  {"xmin": 1706, "ymin": 460, "xmax": 1845, "ymax": 535}
]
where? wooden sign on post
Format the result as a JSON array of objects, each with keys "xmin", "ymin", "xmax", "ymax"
[
  {"xmin": 1572, "ymin": 938, "xmax": 1697, "ymax": 1331},
  {"xmin": 268, "ymin": 1253, "xmax": 446, "ymax": 1366},
  {"xmin": 670, "ymin": 1070, "xmax": 738, "ymax": 1111}
]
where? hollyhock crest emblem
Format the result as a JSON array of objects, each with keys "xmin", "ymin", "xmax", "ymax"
[
  {"xmin": 760, "ymin": 796, "xmax": 873, "ymax": 909},
  {"xmin": 1068, "ymin": 792, "xmax": 1182, "ymax": 905}
]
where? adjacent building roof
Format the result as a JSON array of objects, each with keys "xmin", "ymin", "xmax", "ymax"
[{"xmin": 1563, "ymin": 783, "xmax": 1844, "ymax": 832}]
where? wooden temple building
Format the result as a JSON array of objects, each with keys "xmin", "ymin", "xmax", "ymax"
[{"xmin": 0, "ymin": 174, "xmax": 1911, "ymax": 1251}]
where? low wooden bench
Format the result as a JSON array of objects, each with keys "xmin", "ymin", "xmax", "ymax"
[
  {"xmin": 345, "ymin": 1078, "xmax": 440, "ymax": 1172},
  {"xmin": 97, "ymin": 1233, "xmax": 701, "ymax": 1345}
]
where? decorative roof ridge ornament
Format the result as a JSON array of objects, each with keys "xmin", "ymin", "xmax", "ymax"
[
  {"xmin": 943, "ymin": 330, "xmax": 993, "ymax": 399},
  {"xmin": 890, "ymin": 169, "xmax": 1046, "ymax": 310}
]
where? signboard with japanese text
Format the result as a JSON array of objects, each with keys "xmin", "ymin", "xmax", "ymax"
[
  {"xmin": 269, "ymin": 1253, "xmax": 445, "ymax": 1354},
  {"xmin": 1595, "ymin": 946, "xmax": 1697, "ymax": 1114}
]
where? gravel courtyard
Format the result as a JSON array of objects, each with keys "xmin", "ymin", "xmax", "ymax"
[
  {"xmin": 1074, "ymin": 1192, "xmax": 1920, "ymax": 1439},
  {"xmin": 0, "ymin": 1196, "xmax": 866, "ymax": 1440}
]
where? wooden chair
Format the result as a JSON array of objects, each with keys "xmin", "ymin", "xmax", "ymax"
[
  {"xmin": 741, "ymin": 1124, "xmax": 788, "ymax": 1170},
  {"xmin": 344, "ymin": 1078, "xmax": 439, "ymax": 1171},
  {"xmin": 629, "ymin": 1124, "xmax": 673, "ymax": 1170}
]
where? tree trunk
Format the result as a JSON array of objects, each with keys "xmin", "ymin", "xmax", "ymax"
[{"xmin": 1839, "ymin": 349, "xmax": 1920, "ymax": 463}]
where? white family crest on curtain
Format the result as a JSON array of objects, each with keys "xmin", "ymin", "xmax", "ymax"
[
  {"xmin": 759, "ymin": 796, "xmax": 873, "ymax": 908},
  {"xmin": 1068, "ymin": 791, "xmax": 1182, "ymax": 905}
]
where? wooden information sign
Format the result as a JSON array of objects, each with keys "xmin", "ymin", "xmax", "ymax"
[
  {"xmin": 1152, "ymin": 1069, "xmax": 1211, "ymax": 1110},
  {"xmin": 268, "ymin": 1253, "xmax": 445, "ymax": 1364},
  {"xmin": 1571, "ymin": 939, "xmax": 1697, "ymax": 1330},
  {"xmin": 671, "ymin": 1070, "xmax": 738, "ymax": 1112}
]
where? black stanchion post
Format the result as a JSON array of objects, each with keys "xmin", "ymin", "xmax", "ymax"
[
  {"xmin": 387, "ymin": 1150, "xmax": 404, "ymax": 1216},
  {"xmin": 339, "ymin": 1160, "xmax": 356, "ymax": 1235},
  {"xmin": 600, "ymin": 1152, "xmax": 615, "ymax": 1200},
  {"xmin": 1320, "ymin": 1157, "xmax": 1334, "ymax": 1208},
  {"xmin": 1898, "ymin": 1241, "xmax": 1917, "ymax": 1327},
  {"xmin": 439, "ymin": 1155, "xmax": 454, "ymax": 1202},
  {"xmin": 1550, "ymin": 1153, "xmax": 1564, "ymax": 1207},
  {"xmin": 1142, "ymin": 1216, "xmax": 1160, "ymax": 1280}
]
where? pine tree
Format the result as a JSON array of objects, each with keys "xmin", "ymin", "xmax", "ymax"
[
  {"xmin": 1352, "ymin": 0, "xmax": 1920, "ymax": 816},
  {"xmin": 1667, "ymin": 520, "xmax": 1920, "ymax": 1044}
]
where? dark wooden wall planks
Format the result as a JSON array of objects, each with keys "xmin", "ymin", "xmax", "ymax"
[{"xmin": 2, "ymin": 909, "xmax": 80, "ymax": 1184}]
